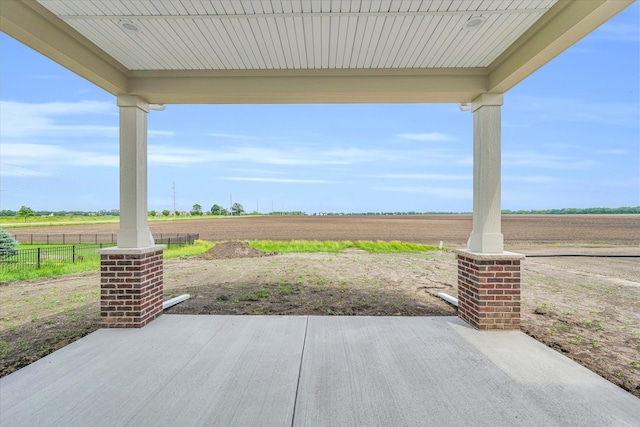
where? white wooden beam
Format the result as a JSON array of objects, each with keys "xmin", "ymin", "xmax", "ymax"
[{"xmin": 128, "ymin": 69, "xmax": 488, "ymax": 104}]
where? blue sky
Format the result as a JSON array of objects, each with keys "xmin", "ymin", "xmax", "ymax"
[{"xmin": 1, "ymin": 4, "xmax": 638, "ymax": 215}]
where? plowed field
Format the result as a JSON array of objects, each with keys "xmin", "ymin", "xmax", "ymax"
[{"xmin": 7, "ymin": 214, "xmax": 640, "ymax": 246}]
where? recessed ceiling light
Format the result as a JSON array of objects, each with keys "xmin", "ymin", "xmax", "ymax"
[
  {"xmin": 118, "ymin": 20, "xmax": 140, "ymax": 35},
  {"xmin": 463, "ymin": 16, "xmax": 486, "ymax": 31}
]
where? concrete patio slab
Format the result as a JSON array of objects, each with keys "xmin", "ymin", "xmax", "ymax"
[
  {"xmin": 1, "ymin": 316, "xmax": 639, "ymax": 427},
  {"xmin": 0, "ymin": 316, "xmax": 307, "ymax": 426},
  {"xmin": 296, "ymin": 316, "xmax": 640, "ymax": 426}
]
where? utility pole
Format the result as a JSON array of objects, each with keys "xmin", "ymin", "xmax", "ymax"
[
  {"xmin": 172, "ymin": 182, "xmax": 177, "ymax": 217},
  {"xmin": 230, "ymin": 193, "xmax": 232, "ymax": 215},
  {"xmin": 256, "ymin": 199, "xmax": 259, "ymax": 214}
]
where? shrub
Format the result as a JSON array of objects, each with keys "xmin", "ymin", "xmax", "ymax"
[{"xmin": 0, "ymin": 229, "xmax": 18, "ymax": 258}]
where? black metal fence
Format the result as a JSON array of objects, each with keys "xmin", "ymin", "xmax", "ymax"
[
  {"xmin": 155, "ymin": 233, "xmax": 199, "ymax": 248},
  {"xmin": 10, "ymin": 233, "xmax": 199, "ymax": 246},
  {"xmin": 1, "ymin": 233, "xmax": 199, "ymax": 271},
  {"xmin": 0, "ymin": 243, "xmax": 115, "ymax": 271}
]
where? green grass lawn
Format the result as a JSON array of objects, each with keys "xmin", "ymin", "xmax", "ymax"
[
  {"xmin": 248, "ymin": 240, "xmax": 439, "ymax": 253},
  {"xmin": 0, "ymin": 216, "xmax": 120, "ymax": 228},
  {"xmin": 0, "ymin": 240, "xmax": 214, "ymax": 282}
]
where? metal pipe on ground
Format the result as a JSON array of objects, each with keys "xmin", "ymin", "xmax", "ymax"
[
  {"xmin": 162, "ymin": 294, "xmax": 190, "ymax": 310},
  {"xmin": 437, "ymin": 292, "xmax": 458, "ymax": 307}
]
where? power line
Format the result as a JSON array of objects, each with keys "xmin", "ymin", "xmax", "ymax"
[{"xmin": 172, "ymin": 181, "xmax": 177, "ymax": 216}]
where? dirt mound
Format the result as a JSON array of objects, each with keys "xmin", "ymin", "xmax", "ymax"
[{"xmin": 200, "ymin": 241, "xmax": 276, "ymax": 260}]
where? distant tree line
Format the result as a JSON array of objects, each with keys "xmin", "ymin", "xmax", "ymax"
[
  {"xmin": 270, "ymin": 211, "xmax": 306, "ymax": 216},
  {"xmin": 316, "ymin": 207, "xmax": 639, "ymax": 215},
  {"xmin": 2, "ymin": 206, "xmax": 637, "ymax": 219},
  {"xmin": 148, "ymin": 203, "xmax": 247, "ymax": 217},
  {"xmin": 500, "ymin": 207, "xmax": 639, "ymax": 215},
  {"xmin": 0, "ymin": 208, "xmax": 120, "ymax": 217},
  {"xmin": 316, "ymin": 211, "xmax": 468, "ymax": 216}
]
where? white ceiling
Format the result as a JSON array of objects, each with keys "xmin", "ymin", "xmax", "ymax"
[{"xmin": 36, "ymin": 0, "xmax": 557, "ymax": 71}]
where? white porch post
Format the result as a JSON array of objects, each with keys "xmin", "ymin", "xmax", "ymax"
[
  {"xmin": 456, "ymin": 93, "xmax": 522, "ymax": 330},
  {"xmin": 116, "ymin": 95, "xmax": 154, "ymax": 248},
  {"xmin": 467, "ymin": 93, "xmax": 504, "ymax": 254}
]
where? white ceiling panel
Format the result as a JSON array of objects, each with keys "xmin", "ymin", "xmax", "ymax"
[{"xmin": 35, "ymin": 0, "xmax": 558, "ymax": 71}]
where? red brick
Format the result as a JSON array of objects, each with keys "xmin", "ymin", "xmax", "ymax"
[
  {"xmin": 100, "ymin": 250, "xmax": 165, "ymax": 328},
  {"xmin": 456, "ymin": 253, "xmax": 522, "ymax": 330}
]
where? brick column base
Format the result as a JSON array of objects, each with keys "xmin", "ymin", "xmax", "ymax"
[
  {"xmin": 454, "ymin": 249, "xmax": 525, "ymax": 330},
  {"xmin": 96, "ymin": 245, "xmax": 166, "ymax": 328}
]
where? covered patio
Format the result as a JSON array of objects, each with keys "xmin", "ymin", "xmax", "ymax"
[
  {"xmin": 2, "ymin": 0, "xmax": 634, "ymax": 330},
  {"xmin": 1, "ymin": 1, "xmax": 639, "ymax": 424}
]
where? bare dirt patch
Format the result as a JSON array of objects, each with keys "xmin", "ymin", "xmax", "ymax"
[
  {"xmin": 165, "ymin": 250, "xmax": 456, "ymax": 317},
  {"xmin": 200, "ymin": 240, "xmax": 277, "ymax": 260},
  {"xmin": 516, "ymin": 247, "xmax": 640, "ymax": 398}
]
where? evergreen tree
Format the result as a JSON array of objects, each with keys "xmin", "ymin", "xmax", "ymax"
[{"xmin": 0, "ymin": 229, "xmax": 18, "ymax": 258}]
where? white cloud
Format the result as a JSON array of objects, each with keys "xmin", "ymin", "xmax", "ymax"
[
  {"xmin": 397, "ymin": 132, "xmax": 457, "ymax": 142},
  {"xmin": 507, "ymin": 96, "xmax": 640, "ymax": 127},
  {"xmin": 456, "ymin": 157, "xmax": 473, "ymax": 166},
  {"xmin": 206, "ymin": 133, "xmax": 260, "ymax": 140},
  {"xmin": 446, "ymin": 149, "xmax": 600, "ymax": 171},
  {"xmin": 0, "ymin": 100, "xmax": 175, "ymax": 139},
  {"xmin": 3, "ymin": 140, "xmax": 401, "ymax": 172},
  {"xmin": 597, "ymin": 149, "xmax": 628, "ymax": 155},
  {"xmin": 591, "ymin": 21, "xmax": 640, "ymax": 43},
  {"xmin": 224, "ymin": 146, "xmax": 388, "ymax": 165},
  {"xmin": 372, "ymin": 185, "xmax": 472, "ymax": 200},
  {"xmin": 0, "ymin": 100, "xmax": 114, "ymax": 138},
  {"xmin": 148, "ymin": 130, "xmax": 176, "ymax": 137},
  {"xmin": 222, "ymin": 177, "xmax": 335, "ymax": 184},
  {"xmin": 541, "ymin": 143, "xmax": 630, "ymax": 156},
  {"xmin": 148, "ymin": 146, "xmax": 211, "ymax": 166},
  {"xmin": 0, "ymin": 163, "xmax": 51, "ymax": 177},
  {"xmin": 147, "ymin": 144, "xmax": 393, "ymax": 167},
  {"xmin": 0, "ymin": 143, "xmax": 118, "ymax": 173},
  {"xmin": 503, "ymin": 152, "xmax": 597, "ymax": 170},
  {"xmin": 542, "ymin": 143, "xmax": 582, "ymax": 150},
  {"xmin": 31, "ymin": 75, "xmax": 63, "ymax": 80},
  {"xmin": 367, "ymin": 173, "xmax": 471, "ymax": 180},
  {"xmin": 231, "ymin": 168, "xmax": 286, "ymax": 175},
  {"xmin": 503, "ymin": 175, "xmax": 559, "ymax": 184}
]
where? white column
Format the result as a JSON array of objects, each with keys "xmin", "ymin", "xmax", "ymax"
[
  {"xmin": 116, "ymin": 95, "xmax": 154, "ymax": 248},
  {"xmin": 467, "ymin": 93, "xmax": 504, "ymax": 254}
]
